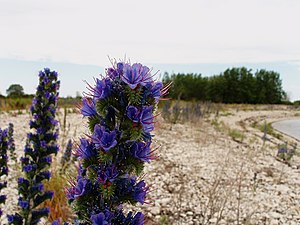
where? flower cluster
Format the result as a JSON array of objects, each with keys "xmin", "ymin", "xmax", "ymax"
[
  {"xmin": 0, "ymin": 128, "xmax": 9, "ymax": 216},
  {"xmin": 61, "ymin": 61, "xmax": 169, "ymax": 225},
  {"xmin": 8, "ymin": 123, "xmax": 17, "ymax": 163},
  {"xmin": 8, "ymin": 68, "xmax": 60, "ymax": 225}
]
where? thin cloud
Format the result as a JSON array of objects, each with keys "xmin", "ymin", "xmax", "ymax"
[{"xmin": 0, "ymin": 0, "xmax": 299, "ymax": 65}]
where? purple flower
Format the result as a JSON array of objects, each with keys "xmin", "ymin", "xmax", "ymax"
[
  {"xmin": 18, "ymin": 177, "xmax": 29, "ymax": 186},
  {"xmin": 140, "ymin": 106, "xmax": 154, "ymax": 133},
  {"xmin": 76, "ymin": 138, "xmax": 97, "ymax": 160},
  {"xmin": 105, "ymin": 165, "xmax": 119, "ymax": 182},
  {"xmin": 107, "ymin": 68, "xmax": 118, "ymax": 80},
  {"xmin": 98, "ymin": 165, "xmax": 119, "ymax": 184},
  {"xmin": 126, "ymin": 106, "xmax": 140, "ymax": 123},
  {"xmin": 117, "ymin": 62, "xmax": 124, "ymax": 74},
  {"xmin": 7, "ymin": 214, "xmax": 23, "ymax": 224},
  {"xmin": 130, "ymin": 142, "xmax": 152, "ymax": 162},
  {"xmin": 278, "ymin": 146, "xmax": 288, "ymax": 154},
  {"xmin": 151, "ymin": 82, "xmax": 163, "ymax": 102},
  {"xmin": 92, "ymin": 125, "xmax": 117, "ymax": 152},
  {"xmin": 7, "ymin": 215, "xmax": 13, "ymax": 223},
  {"xmin": 43, "ymin": 76, "xmax": 49, "ymax": 84},
  {"xmin": 18, "ymin": 177, "xmax": 25, "ymax": 184},
  {"xmin": 37, "ymin": 183, "xmax": 44, "ymax": 192},
  {"xmin": 74, "ymin": 177, "xmax": 88, "ymax": 198},
  {"xmin": 93, "ymin": 78, "xmax": 112, "ymax": 100},
  {"xmin": 41, "ymin": 156, "xmax": 52, "ymax": 164},
  {"xmin": 40, "ymin": 140, "xmax": 47, "ymax": 148},
  {"xmin": 38, "ymin": 171, "xmax": 51, "ymax": 180},
  {"xmin": 66, "ymin": 187, "xmax": 76, "ymax": 201},
  {"xmin": 139, "ymin": 67, "xmax": 152, "ymax": 87},
  {"xmin": 90, "ymin": 212, "xmax": 108, "ymax": 225},
  {"xmin": 44, "ymin": 92, "xmax": 50, "ymax": 99},
  {"xmin": 37, "ymin": 128, "xmax": 43, "ymax": 135},
  {"xmin": 133, "ymin": 180, "xmax": 148, "ymax": 204},
  {"xmin": 50, "ymin": 118, "xmax": 58, "ymax": 126},
  {"xmin": 23, "ymin": 164, "xmax": 33, "ymax": 173},
  {"xmin": 32, "ymin": 98, "xmax": 38, "ymax": 107},
  {"xmin": 121, "ymin": 63, "xmax": 152, "ymax": 89},
  {"xmin": 19, "ymin": 200, "xmax": 29, "ymax": 209},
  {"xmin": 81, "ymin": 97, "xmax": 97, "ymax": 117}
]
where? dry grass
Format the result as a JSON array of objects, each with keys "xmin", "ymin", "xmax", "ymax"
[{"xmin": 40, "ymin": 160, "xmax": 76, "ymax": 223}]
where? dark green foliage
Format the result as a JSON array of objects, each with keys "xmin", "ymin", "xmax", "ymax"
[{"xmin": 163, "ymin": 67, "xmax": 286, "ymax": 104}]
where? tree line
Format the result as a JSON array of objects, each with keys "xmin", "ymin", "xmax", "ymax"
[{"xmin": 162, "ymin": 67, "xmax": 287, "ymax": 104}]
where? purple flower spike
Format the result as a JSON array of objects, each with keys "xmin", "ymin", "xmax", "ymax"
[
  {"xmin": 127, "ymin": 106, "xmax": 140, "ymax": 123},
  {"xmin": 62, "ymin": 59, "xmax": 167, "ymax": 224},
  {"xmin": 140, "ymin": 105, "xmax": 154, "ymax": 133},
  {"xmin": 92, "ymin": 125, "xmax": 117, "ymax": 151},
  {"xmin": 81, "ymin": 97, "xmax": 97, "ymax": 117}
]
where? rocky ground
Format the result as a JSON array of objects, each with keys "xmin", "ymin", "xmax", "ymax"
[{"xmin": 0, "ymin": 106, "xmax": 300, "ymax": 225}]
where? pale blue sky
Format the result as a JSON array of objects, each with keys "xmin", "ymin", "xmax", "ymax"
[
  {"xmin": 0, "ymin": 0, "xmax": 299, "ymax": 100},
  {"xmin": 0, "ymin": 59, "xmax": 299, "ymax": 101}
]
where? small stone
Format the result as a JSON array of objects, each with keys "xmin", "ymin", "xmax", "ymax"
[
  {"xmin": 158, "ymin": 198, "xmax": 171, "ymax": 207},
  {"xmin": 269, "ymin": 212, "xmax": 282, "ymax": 219},
  {"xmin": 187, "ymin": 211, "xmax": 194, "ymax": 216},
  {"xmin": 151, "ymin": 206, "xmax": 161, "ymax": 215},
  {"xmin": 209, "ymin": 218, "xmax": 217, "ymax": 223}
]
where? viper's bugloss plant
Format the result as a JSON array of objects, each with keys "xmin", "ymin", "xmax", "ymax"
[
  {"xmin": 58, "ymin": 60, "xmax": 170, "ymax": 225},
  {"xmin": 0, "ymin": 128, "xmax": 9, "ymax": 216},
  {"xmin": 8, "ymin": 123, "xmax": 17, "ymax": 163},
  {"xmin": 8, "ymin": 68, "xmax": 60, "ymax": 225}
]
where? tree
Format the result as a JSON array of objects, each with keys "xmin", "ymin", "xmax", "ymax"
[
  {"xmin": 6, "ymin": 84, "xmax": 24, "ymax": 97},
  {"xmin": 162, "ymin": 67, "xmax": 286, "ymax": 104}
]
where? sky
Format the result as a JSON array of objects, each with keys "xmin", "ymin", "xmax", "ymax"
[{"xmin": 0, "ymin": 0, "xmax": 300, "ymax": 100}]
